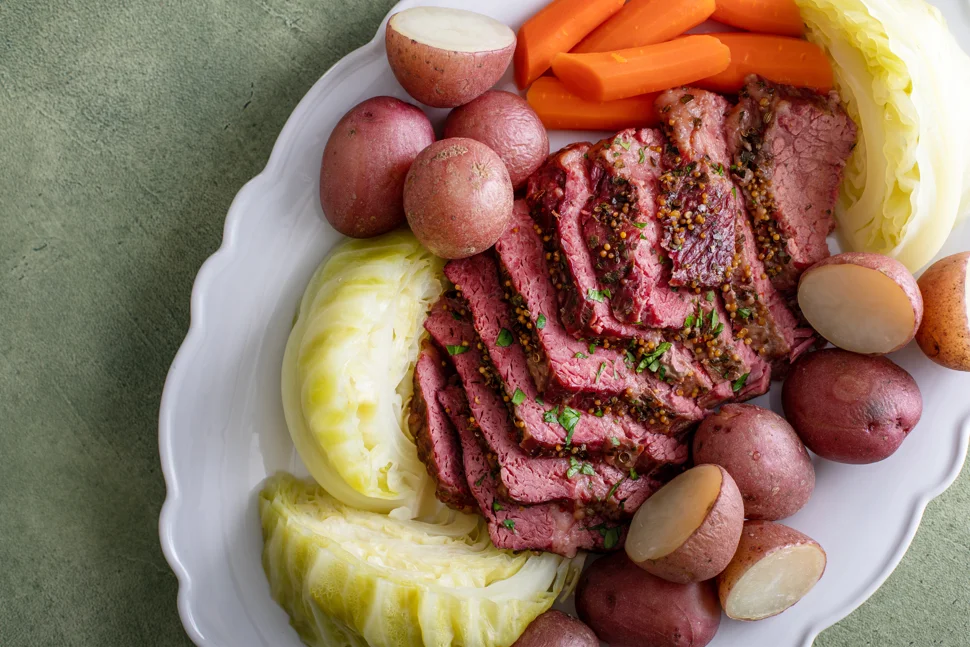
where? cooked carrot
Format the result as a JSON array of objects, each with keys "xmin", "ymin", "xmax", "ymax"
[
  {"xmin": 526, "ymin": 77, "xmax": 660, "ymax": 131},
  {"xmin": 697, "ymin": 34, "xmax": 833, "ymax": 92},
  {"xmin": 514, "ymin": 0, "xmax": 626, "ymax": 89},
  {"xmin": 712, "ymin": 0, "xmax": 804, "ymax": 37},
  {"xmin": 573, "ymin": 0, "xmax": 716, "ymax": 53},
  {"xmin": 552, "ymin": 36, "xmax": 731, "ymax": 102}
]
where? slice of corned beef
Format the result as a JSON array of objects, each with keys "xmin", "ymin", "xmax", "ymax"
[
  {"xmin": 444, "ymin": 252, "xmax": 703, "ymax": 442},
  {"xmin": 439, "ymin": 387, "xmax": 626, "ymax": 556},
  {"xmin": 726, "ymin": 76, "xmax": 857, "ymax": 293},
  {"xmin": 409, "ymin": 342, "xmax": 477, "ymax": 513},
  {"xmin": 658, "ymin": 87, "xmax": 813, "ymax": 365},
  {"xmin": 582, "ymin": 129, "xmax": 694, "ymax": 331},
  {"xmin": 424, "ymin": 296, "xmax": 689, "ymax": 474}
]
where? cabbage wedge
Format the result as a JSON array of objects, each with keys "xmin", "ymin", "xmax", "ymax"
[
  {"xmin": 282, "ymin": 230, "xmax": 445, "ymax": 516},
  {"xmin": 796, "ymin": 0, "xmax": 970, "ymax": 271},
  {"xmin": 260, "ymin": 473, "xmax": 584, "ymax": 647}
]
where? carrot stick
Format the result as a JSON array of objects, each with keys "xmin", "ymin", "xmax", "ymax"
[
  {"xmin": 514, "ymin": 0, "xmax": 626, "ymax": 90},
  {"xmin": 526, "ymin": 77, "xmax": 660, "ymax": 131},
  {"xmin": 697, "ymin": 34, "xmax": 833, "ymax": 92},
  {"xmin": 712, "ymin": 0, "xmax": 804, "ymax": 37},
  {"xmin": 552, "ymin": 36, "xmax": 731, "ymax": 102},
  {"xmin": 573, "ymin": 0, "xmax": 716, "ymax": 53}
]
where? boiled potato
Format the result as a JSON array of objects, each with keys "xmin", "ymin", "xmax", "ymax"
[
  {"xmin": 404, "ymin": 138, "xmax": 514, "ymax": 259},
  {"xmin": 916, "ymin": 251, "xmax": 970, "ymax": 371},
  {"xmin": 717, "ymin": 521, "xmax": 826, "ymax": 621},
  {"xmin": 625, "ymin": 464, "xmax": 744, "ymax": 583},
  {"xmin": 319, "ymin": 96, "xmax": 434, "ymax": 238},
  {"xmin": 386, "ymin": 7, "xmax": 516, "ymax": 108},
  {"xmin": 693, "ymin": 404, "xmax": 815, "ymax": 520},
  {"xmin": 783, "ymin": 349, "xmax": 922, "ymax": 464},
  {"xmin": 444, "ymin": 91, "xmax": 549, "ymax": 189},
  {"xmin": 512, "ymin": 610, "xmax": 598, "ymax": 647},
  {"xmin": 798, "ymin": 252, "xmax": 923, "ymax": 354},
  {"xmin": 576, "ymin": 552, "xmax": 721, "ymax": 647}
]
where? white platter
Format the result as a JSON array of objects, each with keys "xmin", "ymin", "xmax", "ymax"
[{"xmin": 158, "ymin": 1, "xmax": 970, "ymax": 645}]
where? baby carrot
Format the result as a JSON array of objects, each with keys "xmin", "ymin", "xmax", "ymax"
[
  {"xmin": 526, "ymin": 77, "xmax": 660, "ymax": 131},
  {"xmin": 697, "ymin": 34, "xmax": 833, "ymax": 92},
  {"xmin": 514, "ymin": 0, "xmax": 626, "ymax": 89},
  {"xmin": 573, "ymin": 0, "xmax": 717, "ymax": 53},
  {"xmin": 712, "ymin": 0, "xmax": 804, "ymax": 37},
  {"xmin": 552, "ymin": 35, "xmax": 731, "ymax": 102}
]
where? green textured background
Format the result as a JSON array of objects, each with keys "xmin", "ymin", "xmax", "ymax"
[{"xmin": 0, "ymin": 1, "xmax": 967, "ymax": 645}]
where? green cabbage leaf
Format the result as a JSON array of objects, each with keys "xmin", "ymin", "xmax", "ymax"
[
  {"xmin": 796, "ymin": 0, "xmax": 970, "ymax": 270},
  {"xmin": 282, "ymin": 230, "xmax": 445, "ymax": 517},
  {"xmin": 260, "ymin": 473, "xmax": 583, "ymax": 647}
]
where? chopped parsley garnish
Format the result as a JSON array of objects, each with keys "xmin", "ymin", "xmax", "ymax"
[
  {"xmin": 574, "ymin": 352, "xmax": 588, "ymax": 359},
  {"xmin": 732, "ymin": 186, "xmax": 738, "ymax": 199},
  {"xmin": 451, "ymin": 310, "xmax": 463, "ymax": 321},
  {"xmin": 609, "ymin": 436, "xmax": 620, "ymax": 447},
  {"xmin": 606, "ymin": 478, "xmax": 625, "ymax": 501},
  {"xmin": 625, "ymin": 350, "xmax": 636, "ymax": 368},
  {"xmin": 712, "ymin": 162, "xmax": 725, "ymax": 176},
  {"xmin": 705, "ymin": 290, "xmax": 716, "ymax": 302},
  {"xmin": 475, "ymin": 475, "xmax": 486, "ymax": 486},
  {"xmin": 636, "ymin": 342, "xmax": 671, "ymax": 373},
  {"xmin": 713, "ymin": 323, "xmax": 724, "ymax": 335},
  {"xmin": 619, "ymin": 138, "xmax": 632, "ymax": 150},
  {"xmin": 587, "ymin": 288, "xmax": 611, "ymax": 302},
  {"xmin": 684, "ymin": 314, "xmax": 696, "ymax": 329},
  {"xmin": 594, "ymin": 409, "xmax": 605, "ymax": 418},
  {"xmin": 566, "ymin": 457, "xmax": 582, "ymax": 478},
  {"xmin": 629, "ymin": 468, "xmax": 639, "ymax": 481},
  {"xmin": 589, "ymin": 343, "xmax": 597, "ymax": 355},
  {"xmin": 495, "ymin": 328, "xmax": 513, "ymax": 347},
  {"xmin": 535, "ymin": 396, "xmax": 544, "ymax": 405},
  {"xmin": 640, "ymin": 232, "xmax": 647, "ymax": 240},
  {"xmin": 446, "ymin": 344, "xmax": 469, "ymax": 356},
  {"xmin": 710, "ymin": 309, "xmax": 720, "ymax": 331},
  {"xmin": 588, "ymin": 522, "xmax": 622, "ymax": 549},
  {"xmin": 638, "ymin": 147, "xmax": 646, "ymax": 164},
  {"xmin": 737, "ymin": 307, "xmax": 752, "ymax": 319},
  {"xmin": 536, "ymin": 313, "xmax": 547, "ymax": 330},
  {"xmin": 510, "ymin": 388, "xmax": 526, "ymax": 405},
  {"xmin": 658, "ymin": 366, "xmax": 667, "ymax": 381},
  {"xmin": 595, "ymin": 362, "xmax": 607, "ymax": 382},
  {"xmin": 732, "ymin": 372, "xmax": 750, "ymax": 393},
  {"xmin": 543, "ymin": 407, "xmax": 560, "ymax": 424},
  {"xmin": 633, "ymin": 222, "xmax": 647, "ymax": 229},
  {"xmin": 559, "ymin": 406, "xmax": 581, "ymax": 445},
  {"xmin": 502, "ymin": 519, "xmax": 516, "ymax": 532},
  {"xmin": 492, "ymin": 501, "xmax": 504, "ymax": 511}
]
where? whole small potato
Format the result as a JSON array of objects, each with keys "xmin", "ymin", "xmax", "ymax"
[
  {"xmin": 512, "ymin": 610, "xmax": 598, "ymax": 647},
  {"xmin": 320, "ymin": 96, "xmax": 434, "ymax": 238},
  {"xmin": 404, "ymin": 138, "xmax": 514, "ymax": 259},
  {"xmin": 386, "ymin": 7, "xmax": 516, "ymax": 108},
  {"xmin": 783, "ymin": 349, "xmax": 922, "ymax": 464},
  {"xmin": 577, "ymin": 552, "xmax": 721, "ymax": 647},
  {"xmin": 693, "ymin": 404, "xmax": 815, "ymax": 520},
  {"xmin": 444, "ymin": 91, "xmax": 549, "ymax": 189},
  {"xmin": 916, "ymin": 251, "xmax": 970, "ymax": 371}
]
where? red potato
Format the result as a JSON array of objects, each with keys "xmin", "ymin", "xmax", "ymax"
[
  {"xmin": 798, "ymin": 252, "xmax": 923, "ymax": 355},
  {"xmin": 444, "ymin": 91, "xmax": 549, "ymax": 189},
  {"xmin": 386, "ymin": 7, "xmax": 516, "ymax": 108},
  {"xmin": 319, "ymin": 97, "xmax": 434, "ymax": 238},
  {"xmin": 717, "ymin": 521, "xmax": 826, "ymax": 621},
  {"xmin": 625, "ymin": 464, "xmax": 744, "ymax": 583},
  {"xmin": 693, "ymin": 404, "xmax": 814, "ymax": 520},
  {"xmin": 577, "ymin": 552, "xmax": 721, "ymax": 647},
  {"xmin": 404, "ymin": 138, "xmax": 514, "ymax": 259},
  {"xmin": 783, "ymin": 349, "xmax": 922, "ymax": 464},
  {"xmin": 512, "ymin": 610, "xmax": 599, "ymax": 647},
  {"xmin": 916, "ymin": 251, "xmax": 970, "ymax": 371}
]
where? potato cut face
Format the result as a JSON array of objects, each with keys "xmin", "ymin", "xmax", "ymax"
[
  {"xmin": 799, "ymin": 265, "xmax": 916, "ymax": 354},
  {"xmin": 724, "ymin": 544, "xmax": 826, "ymax": 620},
  {"xmin": 626, "ymin": 465, "xmax": 722, "ymax": 562},
  {"xmin": 389, "ymin": 7, "xmax": 515, "ymax": 53}
]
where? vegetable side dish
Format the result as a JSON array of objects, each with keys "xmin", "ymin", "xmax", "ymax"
[{"xmin": 260, "ymin": 0, "xmax": 970, "ymax": 645}]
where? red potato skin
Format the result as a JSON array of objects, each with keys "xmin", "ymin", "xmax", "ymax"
[
  {"xmin": 404, "ymin": 138, "xmax": 514, "ymax": 259},
  {"xmin": 636, "ymin": 465, "xmax": 744, "ymax": 584},
  {"xmin": 717, "ymin": 520, "xmax": 825, "ymax": 618},
  {"xmin": 782, "ymin": 349, "xmax": 922, "ymax": 464},
  {"xmin": 385, "ymin": 24, "xmax": 515, "ymax": 108},
  {"xmin": 693, "ymin": 404, "xmax": 815, "ymax": 520},
  {"xmin": 319, "ymin": 96, "xmax": 434, "ymax": 238},
  {"xmin": 577, "ymin": 552, "xmax": 721, "ymax": 647},
  {"xmin": 511, "ymin": 610, "xmax": 599, "ymax": 647},
  {"xmin": 444, "ymin": 91, "xmax": 550, "ymax": 189},
  {"xmin": 916, "ymin": 252, "xmax": 970, "ymax": 371},
  {"xmin": 802, "ymin": 252, "xmax": 924, "ymax": 353}
]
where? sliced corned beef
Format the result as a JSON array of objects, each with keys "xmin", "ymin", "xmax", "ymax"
[
  {"xmin": 424, "ymin": 296, "xmax": 689, "ymax": 474},
  {"xmin": 582, "ymin": 129, "xmax": 694, "ymax": 330},
  {"xmin": 726, "ymin": 76, "xmax": 856, "ymax": 292},
  {"xmin": 444, "ymin": 252, "xmax": 703, "ymax": 443},
  {"xmin": 439, "ymin": 387, "xmax": 626, "ymax": 556},
  {"xmin": 657, "ymin": 88, "xmax": 812, "ymax": 365},
  {"xmin": 409, "ymin": 342, "xmax": 476, "ymax": 513},
  {"xmin": 492, "ymin": 202, "xmax": 711, "ymax": 402}
]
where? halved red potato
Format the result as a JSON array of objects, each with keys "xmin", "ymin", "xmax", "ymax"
[
  {"xmin": 798, "ymin": 252, "xmax": 923, "ymax": 355},
  {"xmin": 625, "ymin": 464, "xmax": 744, "ymax": 583},
  {"xmin": 386, "ymin": 8, "xmax": 516, "ymax": 108},
  {"xmin": 916, "ymin": 252, "xmax": 970, "ymax": 371},
  {"xmin": 717, "ymin": 521, "xmax": 826, "ymax": 621}
]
